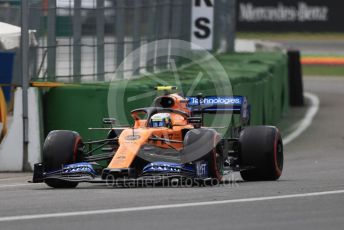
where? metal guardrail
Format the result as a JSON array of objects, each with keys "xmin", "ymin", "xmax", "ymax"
[
  {"xmin": 42, "ymin": 0, "xmax": 193, "ymax": 82},
  {"xmin": 1, "ymin": 0, "xmax": 236, "ymax": 83}
]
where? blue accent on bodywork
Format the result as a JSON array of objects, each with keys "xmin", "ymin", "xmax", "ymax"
[
  {"xmin": 46, "ymin": 162, "xmax": 97, "ymax": 177},
  {"xmin": 187, "ymin": 96, "xmax": 243, "ymax": 106},
  {"xmin": 143, "ymin": 162, "xmax": 196, "ymax": 174},
  {"xmin": 187, "ymin": 96, "xmax": 244, "ymax": 113},
  {"xmin": 62, "ymin": 162, "xmax": 97, "ymax": 174},
  {"xmin": 195, "ymin": 160, "xmax": 209, "ymax": 177},
  {"xmin": 142, "ymin": 161, "xmax": 210, "ymax": 178}
]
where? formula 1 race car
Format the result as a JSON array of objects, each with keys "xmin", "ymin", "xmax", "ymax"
[{"xmin": 32, "ymin": 86, "xmax": 283, "ymax": 188}]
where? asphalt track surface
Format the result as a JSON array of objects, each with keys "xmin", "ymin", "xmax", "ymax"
[{"xmin": 1, "ymin": 77, "xmax": 344, "ymax": 230}]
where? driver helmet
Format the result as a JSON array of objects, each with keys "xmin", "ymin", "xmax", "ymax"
[{"xmin": 150, "ymin": 113, "xmax": 172, "ymax": 128}]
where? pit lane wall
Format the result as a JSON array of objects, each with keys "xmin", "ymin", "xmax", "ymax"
[{"xmin": 42, "ymin": 52, "xmax": 288, "ymax": 141}]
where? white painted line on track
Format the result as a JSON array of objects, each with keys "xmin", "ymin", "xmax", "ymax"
[
  {"xmin": 0, "ymin": 177, "xmax": 30, "ymax": 181},
  {"xmin": 0, "ymin": 178, "xmax": 22, "ymax": 182},
  {"xmin": 283, "ymin": 92, "xmax": 320, "ymax": 145},
  {"xmin": 0, "ymin": 189, "xmax": 344, "ymax": 222},
  {"xmin": 0, "ymin": 183, "xmax": 36, "ymax": 189}
]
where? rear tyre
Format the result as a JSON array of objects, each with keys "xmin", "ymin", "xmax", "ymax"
[
  {"xmin": 239, "ymin": 126, "xmax": 283, "ymax": 181},
  {"xmin": 43, "ymin": 130, "xmax": 84, "ymax": 188}
]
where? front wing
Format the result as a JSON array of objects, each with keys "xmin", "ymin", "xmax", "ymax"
[{"xmin": 31, "ymin": 161, "xmax": 220, "ymax": 187}]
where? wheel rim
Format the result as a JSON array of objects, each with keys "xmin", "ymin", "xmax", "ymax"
[
  {"xmin": 213, "ymin": 146, "xmax": 224, "ymax": 180},
  {"xmin": 216, "ymin": 153, "xmax": 223, "ymax": 174},
  {"xmin": 276, "ymin": 140, "xmax": 283, "ymax": 171},
  {"xmin": 73, "ymin": 137, "xmax": 84, "ymax": 162}
]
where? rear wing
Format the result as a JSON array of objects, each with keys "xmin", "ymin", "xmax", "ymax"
[
  {"xmin": 186, "ymin": 96, "xmax": 245, "ymax": 113},
  {"xmin": 187, "ymin": 96, "xmax": 250, "ymax": 125}
]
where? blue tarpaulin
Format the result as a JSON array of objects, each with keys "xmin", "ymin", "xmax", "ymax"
[{"xmin": 0, "ymin": 51, "xmax": 15, "ymax": 102}]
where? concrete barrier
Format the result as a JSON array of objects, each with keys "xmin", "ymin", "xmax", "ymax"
[
  {"xmin": 0, "ymin": 87, "xmax": 42, "ymax": 171},
  {"xmin": 0, "ymin": 88, "xmax": 23, "ymax": 171}
]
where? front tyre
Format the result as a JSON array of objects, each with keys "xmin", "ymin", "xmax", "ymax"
[
  {"xmin": 207, "ymin": 144, "xmax": 224, "ymax": 182},
  {"xmin": 43, "ymin": 130, "xmax": 84, "ymax": 188},
  {"xmin": 182, "ymin": 129, "xmax": 224, "ymax": 182},
  {"xmin": 239, "ymin": 126, "xmax": 283, "ymax": 181}
]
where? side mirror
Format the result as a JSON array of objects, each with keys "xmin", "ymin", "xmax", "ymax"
[{"xmin": 103, "ymin": 118, "xmax": 116, "ymax": 125}]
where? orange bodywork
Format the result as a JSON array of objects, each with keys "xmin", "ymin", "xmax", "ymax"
[{"xmin": 107, "ymin": 93, "xmax": 194, "ymax": 169}]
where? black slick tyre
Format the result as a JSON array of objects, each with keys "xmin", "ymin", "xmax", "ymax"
[
  {"xmin": 43, "ymin": 130, "xmax": 83, "ymax": 188},
  {"xmin": 239, "ymin": 126, "xmax": 283, "ymax": 181}
]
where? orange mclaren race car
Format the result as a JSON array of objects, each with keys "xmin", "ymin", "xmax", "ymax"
[{"xmin": 32, "ymin": 86, "xmax": 284, "ymax": 188}]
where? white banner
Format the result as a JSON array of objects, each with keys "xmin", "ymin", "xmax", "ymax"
[{"xmin": 191, "ymin": 0, "xmax": 214, "ymax": 50}]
